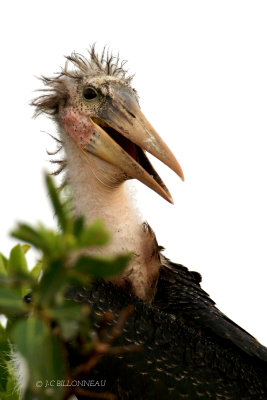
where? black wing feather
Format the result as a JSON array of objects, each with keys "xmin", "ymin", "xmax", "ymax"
[
  {"xmin": 68, "ymin": 260, "xmax": 267, "ymax": 399},
  {"xmin": 154, "ymin": 259, "xmax": 267, "ymax": 362}
]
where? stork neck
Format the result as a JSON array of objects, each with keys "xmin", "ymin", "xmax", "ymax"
[
  {"xmin": 63, "ymin": 134, "xmax": 142, "ymax": 236},
  {"xmin": 74, "ymin": 169, "xmax": 135, "ymax": 230},
  {"xmin": 62, "ymin": 134, "xmax": 160, "ymax": 302}
]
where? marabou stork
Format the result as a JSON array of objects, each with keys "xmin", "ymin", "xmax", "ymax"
[{"xmin": 33, "ymin": 47, "xmax": 267, "ymax": 399}]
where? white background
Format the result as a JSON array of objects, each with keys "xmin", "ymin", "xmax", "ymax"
[{"xmin": 1, "ymin": 1, "xmax": 267, "ymax": 346}]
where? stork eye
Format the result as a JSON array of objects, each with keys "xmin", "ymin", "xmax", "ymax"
[{"xmin": 83, "ymin": 87, "xmax": 98, "ymax": 101}]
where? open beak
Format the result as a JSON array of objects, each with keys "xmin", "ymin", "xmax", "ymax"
[{"xmin": 82, "ymin": 86, "xmax": 184, "ymax": 204}]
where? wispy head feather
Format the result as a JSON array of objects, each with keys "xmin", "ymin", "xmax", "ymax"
[{"xmin": 31, "ymin": 45, "xmax": 133, "ymax": 117}]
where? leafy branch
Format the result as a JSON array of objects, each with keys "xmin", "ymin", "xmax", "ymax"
[{"xmin": 0, "ymin": 174, "xmax": 131, "ymax": 400}]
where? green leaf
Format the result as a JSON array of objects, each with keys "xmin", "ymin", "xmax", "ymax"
[
  {"xmin": 30, "ymin": 261, "xmax": 43, "ymax": 282},
  {"xmin": 0, "ymin": 253, "xmax": 7, "ymax": 276},
  {"xmin": 22, "ymin": 244, "xmax": 31, "ymax": 254},
  {"xmin": 0, "ymin": 288, "xmax": 27, "ymax": 315},
  {"xmin": 74, "ymin": 254, "xmax": 130, "ymax": 278},
  {"xmin": 6, "ymin": 245, "xmax": 31, "ymax": 297},
  {"xmin": 36, "ymin": 260, "xmax": 68, "ymax": 307},
  {"xmin": 11, "ymin": 224, "xmax": 43, "ymax": 251},
  {"xmin": 0, "ymin": 253, "xmax": 8, "ymax": 266},
  {"xmin": 73, "ymin": 215, "xmax": 85, "ymax": 237},
  {"xmin": 11, "ymin": 317, "xmax": 65, "ymax": 399},
  {"xmin": 45, "ymin": 174, "xmax": 68, "ymax": 233},
  {"xmin": 0, "ymin": 275, "xmax": 33, "ymax": 287},
  {"xmin": 67, "ymin": 270, "xmax": 92, "ymax": 286},
  {"xmin": 48, "ymin": 301, "xmax": 84, "ymax": 321},
  {"xmin": 13, "ymin": 224, "xmax": 63, "ymax": 258},
  {"xmin": 79, "ymin": 219, "xmax": 110, "ymax": 247},
  {"xmin": 8, "ymin": 244, "xmax": 28, "ymax": 276},
  {"xmin": 37, "ymin": 226, "xmax": 64, "ymax": 257}
]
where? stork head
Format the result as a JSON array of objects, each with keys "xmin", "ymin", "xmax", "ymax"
[{"xmin": 33, "ymin": 47, "xmax": 184, "ymax": 203}]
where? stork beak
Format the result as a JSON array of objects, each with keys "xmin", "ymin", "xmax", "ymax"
[{"xmin": 82, "ymin": 86, "xmax": 184, "ymax": 203}]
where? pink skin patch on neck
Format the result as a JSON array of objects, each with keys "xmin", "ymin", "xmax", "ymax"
[{"xmin": 60, "ymin": 107, "xmax": 94, "ymax": 147}]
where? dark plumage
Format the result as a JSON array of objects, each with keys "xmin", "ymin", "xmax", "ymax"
[{"xmin": 67, "ymin": 260, "xmax": 267, "ymax": 399}]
